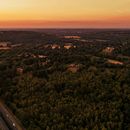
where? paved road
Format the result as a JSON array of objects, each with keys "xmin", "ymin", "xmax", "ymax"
[
  {"xmin": 0, "ymin": 117, "xmax": 9, "ymax": 130},
  {"xmin": 0, "ymin": 101, "xmax": 25, "ymax": 130}
]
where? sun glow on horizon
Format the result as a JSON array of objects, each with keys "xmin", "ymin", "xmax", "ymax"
[{"xmin": 0, "ymin": 0, "xmax": 130, "ymax": 28}]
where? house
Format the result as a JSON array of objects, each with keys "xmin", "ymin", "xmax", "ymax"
[
  {"xmin": 102, "ymin": 47, "xmax": 115, "ymax": 54},
  {"xmin": 67, "ymin": 64, "xmax": 81, "ymax": 73},
  {"xmin": 17, "ymin": 67, "xmax": 24, "ymax": 74},
  {"xmin": 0, "ymin": 42, "xmax": 11, "ymax": 50},
  {"xmin": 44, "ymin": 44, "xmax": 50, "ymax": 49},
  {"xmin": 64, "ymin": 43, "xmax": 76, "ymax": 49},
  {"xmin": 31, "ymin": 54, "xmax": 37, "ymax": 58},
  {"xmin": 38, "ymin": 55, "xmax": 48, "ymax": 58},
  {"xmin": 107, "ymin": 59, "xmax": 124, "ymax": 65},
  {"xmin": 51, "ymin": 44, "xmax": 60, "ymax": 49},
  {"xmin": 64, "ymin": 45, "xmax": 72, "ymax": 49},
  {"xmin": 0, "ymin": 42, "xmax": 8, "ymax": 47},
  {"xmin": 64, "ymin": 36, "xmax": 81, "ymax": 39}
]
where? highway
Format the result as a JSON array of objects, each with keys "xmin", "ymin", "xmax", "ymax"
[
  {"xmin": 0, "ymin": 117, "xmax": 9, "ymax": 130},
  {"xmin": 0, "ymin": 100, "xmax": 25, "ymax": 130}
]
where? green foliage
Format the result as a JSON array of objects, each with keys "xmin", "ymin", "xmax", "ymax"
[{"xmin": 0, "ymin": 30, "xmax": 130, "ymax": 130}]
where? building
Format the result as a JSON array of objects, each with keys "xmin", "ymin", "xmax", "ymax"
[
  {"xmin": 0, "ymin": 42, "xmax": 11, "ymax": 50},
  {"xmin": 64, "ymin": 36, "xmax": 81, "ymax": 39},
  {"xmin": 38, "ymin": 55, "xmax": 48, "ymax": 58},
  {"xmin": 44, "ymin": 44, "xmax": 50, "ymax": 49},
  {"xmin": 51, "ymin": 44, "xmax": 61, "ymax": 49},
  {"xmin": 64, "ymin": 43, "xmax": 76, "ymax": 49},
  {"xmin": 107, "ymin": 59, "xmax": 123, "ymax": 65},
  {"xmin": 17, "ymin": 67, "xmax": 24, "ymax": 74},
  {"xmin": 0, "ymin": 42, "xmax": 11, "ymax": 47},
  {"xmin": 67, "ymin": 64, "xmax": 81, "ymax": 73},
  {"xmin": 102, "ymin": 47, "xmax": 115, "ymax": 54}
]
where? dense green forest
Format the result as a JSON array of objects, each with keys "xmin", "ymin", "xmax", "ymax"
[{"xmin": 0, "ymin": 30, "xmax": 130, "ymax": 130}]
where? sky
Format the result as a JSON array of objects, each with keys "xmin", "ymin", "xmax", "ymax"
[{"xmin": 0, "ymin": 0, "xmax": 130, "ymax": 28}]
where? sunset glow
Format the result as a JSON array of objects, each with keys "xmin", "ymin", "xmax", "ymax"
[{"xmin": 0, "ymin": 0, "xmax": 130, "ymax": 28}]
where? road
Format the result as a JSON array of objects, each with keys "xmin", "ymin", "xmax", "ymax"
[
  {"xmin": 0, "ymin": 117, "xmax": 9, "ymax": 130},
  {"xmin": 0, "ymin": 101, "xmax": 25, "ymax": 130}
]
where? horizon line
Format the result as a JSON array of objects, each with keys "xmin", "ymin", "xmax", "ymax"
[{"xmin": 0, "ymin": 27, "xmax": 130, "ymax": 30}]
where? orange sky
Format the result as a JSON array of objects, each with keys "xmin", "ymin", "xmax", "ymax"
[{"xmin": 0, "ymin": 0, "xmax": 130, "ymax": 28}]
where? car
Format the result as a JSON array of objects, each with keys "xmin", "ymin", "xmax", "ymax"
[{"xmin": 13, "ymin": 123, "xmax": 16, "ymax": 127}]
